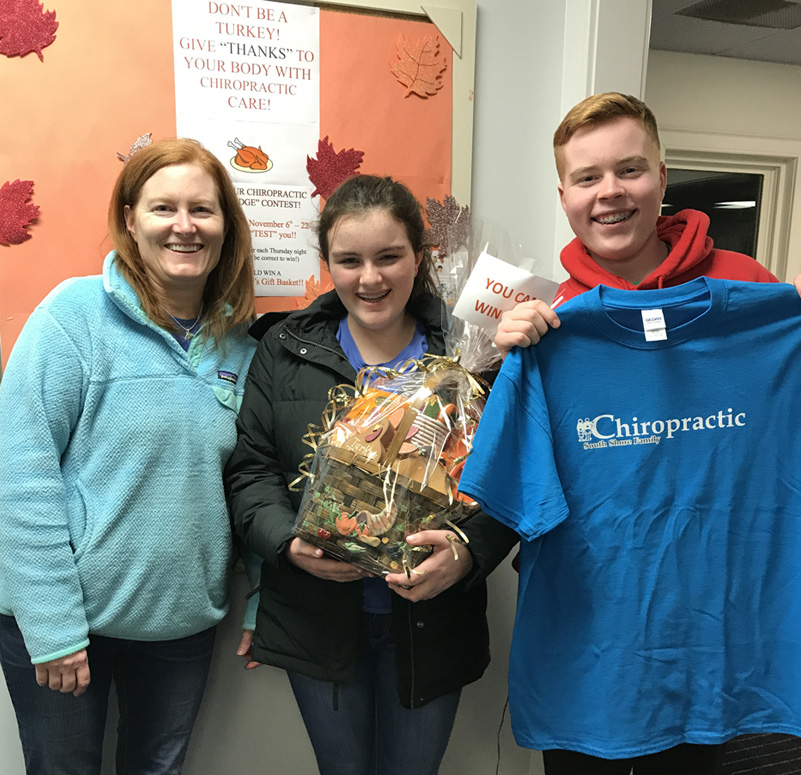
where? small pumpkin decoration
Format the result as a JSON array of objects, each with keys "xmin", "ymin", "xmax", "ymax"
[{"xmin": 335, "ymin": 512, "xmax": 358, "ymax": 535}]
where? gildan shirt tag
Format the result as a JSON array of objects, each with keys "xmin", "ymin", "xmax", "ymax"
[{"xmin": 641, "ymin": 308, "xmax": 667, "ymax": 342}]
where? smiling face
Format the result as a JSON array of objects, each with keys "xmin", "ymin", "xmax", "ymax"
[
  {"xmin": 557, "ymin": 117, "xmax": 668, "ymax": 285},
  {"xmin": 326, "ymin": 208, "xmax": 422, "ymax": 342},
  {"xmin": 123, "ymin": 163, "xmax": 225, "ymax": 302}
]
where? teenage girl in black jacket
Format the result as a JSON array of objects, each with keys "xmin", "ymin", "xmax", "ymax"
[{"xmin": 225, "ymin": 176, "xmax": 517, "ymax": 775}]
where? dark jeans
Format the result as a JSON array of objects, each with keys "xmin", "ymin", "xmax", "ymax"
[
  {"xmin": 287, "ymin": 612, "xmax": 461, "ymax": 775},
  {"xmin": 0, "ymin": 614, "xmax": 215, "ymax": 775},
  {"xmin": 543, "ymin": 743, "xmax": 724, "ymax": 775}
]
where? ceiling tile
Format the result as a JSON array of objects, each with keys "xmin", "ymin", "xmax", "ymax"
[
  {"xmin": 650, "ymin": 14, "xmax": 781, "ymax": 55},
  {"xmin": 718, "ymin": 26, "xmax": 801, "ymax": 64},
  {"xmin": 651, "ymin": 0, "xmax": 705, "ymax": 17},
  {"xmin": 650, "ymin": 0, "xmax": 801, "ymax": 64}
]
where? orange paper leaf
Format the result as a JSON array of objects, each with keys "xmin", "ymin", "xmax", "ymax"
[
  {"xmin": 295, "ymin": 274, "xmax": 334, "ymax": 309},
  {"xmin": 389, "ymin": 34, "xmax": 446, "ymax": 98}
]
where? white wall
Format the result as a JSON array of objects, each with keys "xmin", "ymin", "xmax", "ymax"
[
  {"xmin": 646, "ymin": 50, "xmax": 801, "ymax": 140},
  {"xmin": 0, "ymin": 676, "xmax": 22, "ymax": 771},
  {"xmin": 470, "ymin": 1, "xmax": 565, "ymax": 286}
]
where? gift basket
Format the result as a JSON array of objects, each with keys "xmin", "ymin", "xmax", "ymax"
[
  {"xmin": 291, "ymin": 358, "xmax": 486, "ymax": 577},
  {"xmin": 291, "ymin": 207, "xmax": 547, "ymax": 577}
]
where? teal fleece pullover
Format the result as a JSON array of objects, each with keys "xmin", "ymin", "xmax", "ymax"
[{"xmin": 0, "ymin": 253, "xmax": 256, "ymax": 663}]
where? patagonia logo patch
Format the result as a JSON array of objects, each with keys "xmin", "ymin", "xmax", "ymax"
[{"xmin": 217, "ymin": 370, "xmax": 238, "ymax": 385}]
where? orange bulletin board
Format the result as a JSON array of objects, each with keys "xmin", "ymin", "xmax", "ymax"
[{"xmin": 0, "ymin": 0, "xmax": 476, "ymax": 369}]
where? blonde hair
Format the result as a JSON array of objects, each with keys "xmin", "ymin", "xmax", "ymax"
[
  {"xmin": 553, "ymin": 92, "xmax": 661, "ymax": 178},
  {"xmin": 108, "ymin": 138, "xmax": 255, "ymax": 342}
]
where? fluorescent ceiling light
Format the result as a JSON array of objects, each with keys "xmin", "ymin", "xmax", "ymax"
[{"xmin": 713, "ymin": 201, "xmax": 756, "ymax": 209}]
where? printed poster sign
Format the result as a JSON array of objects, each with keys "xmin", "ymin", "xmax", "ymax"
[{"xmin": 172, "ymin": 0, "xmax": 321, "ymax": 295}]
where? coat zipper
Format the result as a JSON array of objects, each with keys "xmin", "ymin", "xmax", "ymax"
[
  {"xmin": 284, "ymin": 328, "xmax": 347, "ymax": 361},
  {"xmin": 282, "ymin": 327, "xmax": 357, "ymax": 383},
  {"xmin": 285, "ymin": 322, "xmax": 357, "ymax": 697}
]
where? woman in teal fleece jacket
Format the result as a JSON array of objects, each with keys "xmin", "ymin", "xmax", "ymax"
[{"xmin": 0, "ymin": 138, "xmax": 256, "ymax": 775}]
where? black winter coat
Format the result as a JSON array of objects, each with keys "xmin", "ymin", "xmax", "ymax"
[{"xmin": 225, "ymin": 290, "xmax": 518, "ymax": 708}]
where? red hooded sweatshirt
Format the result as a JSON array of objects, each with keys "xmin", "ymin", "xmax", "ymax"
[{"xmin": 554, "ymin": 209, "xmax": 778, "ymax": 306}]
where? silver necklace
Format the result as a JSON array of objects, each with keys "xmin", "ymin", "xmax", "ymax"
[{"xmin": 166, "ymin": 303, "xmax": 204, "ymax": 340}]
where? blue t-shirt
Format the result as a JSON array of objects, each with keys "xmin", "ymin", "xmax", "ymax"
[
  {"xmin": 460, "ymin": 278, "xmax": 801, "ymax": 757},
  {"xmin": 336, "ymin": 316, "xmax": 428, "ymax": 613},
  {"xmin": 336, "ymin": 315, "xmax": 427, "ymax": 374}
]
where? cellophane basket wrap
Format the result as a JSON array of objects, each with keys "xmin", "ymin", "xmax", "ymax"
[{"xmin": 292, "ymin": 357, "xmax": 485, "ymax": 577}]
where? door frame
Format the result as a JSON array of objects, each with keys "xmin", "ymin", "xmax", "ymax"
[{"xmin": 662, "ymin": 128, "xmax": 801, "ymax": 281}]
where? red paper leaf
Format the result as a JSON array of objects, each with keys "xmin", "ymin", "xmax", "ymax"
[
  {"xmin": 0, "ymin": 0, "xmax": 58, "ymax": 61},
  {"xmin": 389, "ymin": 35, "xmax": 446, "ymax": 98},
  {"xmin": 306, "ymin": 136, "xmax": 364, "ymax": 200},
  {"xmin": 0, "ymin": 180, "xmax": 40, "ymax": 245}
]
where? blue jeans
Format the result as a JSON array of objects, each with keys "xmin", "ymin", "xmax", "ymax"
[
  {"xmin": 288, "ymin": 612, "xmax": 461, "ymax": 775},
  {"xmin": 0, "ymin": 614, "xmax": 215, "ymax": 775}
]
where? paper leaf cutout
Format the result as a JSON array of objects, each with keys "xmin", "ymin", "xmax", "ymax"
[
  {"xmin": 426, "ymin": 195, "xmax": 471, "ymax": 254},
  {"xmin": 389, "ymin": 35, "xmax": 446, "ymax": 98},
  {"xmin": 295, "ymin": 274, "xmax": 334, "ymax": 309},
  {"xmin": 306, "ymin": 136, "xmax": 364, "ymax": 200},
  {"xmin": 0, "ymin": 0, "xmax": 58, "ymax": 61},
  {"xmin": 0, "ymin": 180, "xmax": 40, "ymax": 245},
  {"xmin": 117, "ymin": 133, "xmax": 153, "ymax": 163}
]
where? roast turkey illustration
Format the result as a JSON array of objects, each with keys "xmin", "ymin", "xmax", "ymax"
[{"xmin": 227, "ymin": 138, "xmax": 271, "ymax": 171}]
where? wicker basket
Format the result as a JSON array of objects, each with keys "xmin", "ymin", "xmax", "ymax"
[
  {"xmin": 292, "ymin": 365, "xmax": 479, "ymax": 577},
  {"xmin": 293, "ymin": 446, "xmax": 471, "ymax": 577}
]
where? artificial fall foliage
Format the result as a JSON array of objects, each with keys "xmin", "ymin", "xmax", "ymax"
[
  {"xmin": 295, "ymin": 274, "xmax": 335, "ymax": 309},
  {"xmin": 389, "ymin": 35, "xmax": 446, "ymax": 98},
  {"xmin": 306, "ymin": 136, "xmax": 364, "ymax": 200},
  {"xmin": 117, "ymin": 133, "xmax": 153, "ymax": 164},
  {"xmin": 426, "ymin": 195, "xmax": 471, "ymax": 255},
  {"xmin": 0, "ymin": 0, "xmax": 58, "ymax": 61},
  {"xmin": 0, "ymin": 180, "xmax": 40, "ymax": 245}
]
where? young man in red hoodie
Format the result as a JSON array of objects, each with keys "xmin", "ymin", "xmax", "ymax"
[
  {"xmin": 492, "ymin": 93, "xmax": 792, "ymax": 773},
  {"xmin": 496, "ymin": 92, "xmax": 781, "ymax": 355}
]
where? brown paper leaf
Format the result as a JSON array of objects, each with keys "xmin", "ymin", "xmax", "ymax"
[{"xmin": 389, "ymin": 34, "xmax": 446, "ymax": 98}]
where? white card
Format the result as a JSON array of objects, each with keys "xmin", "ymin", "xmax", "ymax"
[{"xmin": 452, "ymin": 250, "xmax": 558, "ymax": 335}]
